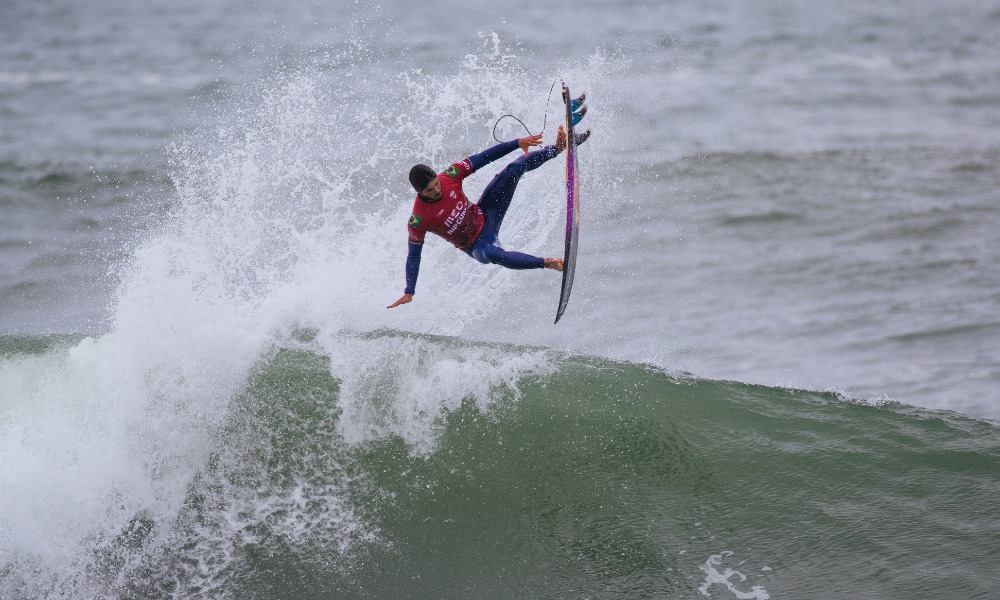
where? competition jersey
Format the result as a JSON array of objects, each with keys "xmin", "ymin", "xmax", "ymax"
[{"xmin": 407, "ymin": 159, "xmax": 484, "ymax": 250}]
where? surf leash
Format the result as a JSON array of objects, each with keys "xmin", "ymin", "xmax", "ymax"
[{"xmin": 491, "ymin": 79, "xmax": 560, "ymax": 142}]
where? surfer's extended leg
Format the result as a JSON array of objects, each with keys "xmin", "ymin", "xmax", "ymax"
[
  {"xmin": 472, "ymin": 242, "xmax": 544, "ymax": 269},
  {"xmin": 476, "ymin": 145, "xmax": 559, "ymax": 234},
  {"xmin": 466, "ymin": 141, "xmax": 567, "ymax": 273},
  {"xmin": 468, "ymin": 237, "xmax": 563, "ymax": 270}
]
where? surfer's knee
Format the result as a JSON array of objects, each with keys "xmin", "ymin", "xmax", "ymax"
[
  {"xmin": 501, "ymin": 159, "xmax": 528, "ymax": 180},
  {"xmin": 469, "ymin": 244, "xmax": 495, "ymax": 265}
]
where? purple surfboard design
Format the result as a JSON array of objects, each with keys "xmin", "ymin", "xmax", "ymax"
[{"xmin": 555, "ymin": 83, "xmax": 580, "ymax": 324}]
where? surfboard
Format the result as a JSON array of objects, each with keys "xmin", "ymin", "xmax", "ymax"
[{"xmin": 555, "ymin": 83, "xmax": 584, "ymax": 324}]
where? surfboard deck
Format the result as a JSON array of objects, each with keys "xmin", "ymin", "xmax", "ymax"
[{"xmin": 555, "ymin": 83, "xmax": 583, "ymax": 324}]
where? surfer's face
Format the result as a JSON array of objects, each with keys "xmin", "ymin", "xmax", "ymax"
[{"xmin": 420, "ymin": 178, "xmax": 442, "ymax": 201}]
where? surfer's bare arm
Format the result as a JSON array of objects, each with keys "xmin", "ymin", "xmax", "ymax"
[
  {"xmin": 544, "ymin": 258, "xmax": 564, "ymax": 271},
  {"xmin": 387, "ymin": 294, "xmax": 413, "ymax": 309}
]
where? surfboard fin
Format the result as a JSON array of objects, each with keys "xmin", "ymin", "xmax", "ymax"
[
  {"xmin": 571, "ymin": 104, "xmax": 587, "ymax": 127},
  {"xmin": 574, "ymin": 128, "xmax": 591, "ymax": 146},
  {"xmin": 570, "ymin": 94, "xmax": 586, "ymax": 112}
]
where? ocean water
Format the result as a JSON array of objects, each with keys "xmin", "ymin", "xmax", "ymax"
[{"xmin": 2, "ymin": 0, "xmax": 999, "ymax": 598}]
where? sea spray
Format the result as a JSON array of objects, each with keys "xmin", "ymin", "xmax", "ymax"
[
  {"xmin": 319, "ymin": 330, "xmax": 554, "ymax": 454},
  {"xmin": 1, "ymin": 40, "xmax": 586, "ymax": 597}
]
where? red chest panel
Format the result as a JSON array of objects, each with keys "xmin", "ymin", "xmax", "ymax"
[{"xmin": 407, "ymin": 160, "xmax": 484, "ymax": 250}]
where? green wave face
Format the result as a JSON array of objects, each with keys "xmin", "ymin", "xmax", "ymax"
[
  {"xmin": 165, "ymin": 341, "xmax": 1000, "ymax": 598},
  {"xmin": 336, "ymin": 353, "xmax": 999, "ymax": 599},
  {"xmin": 3, "ymin": 333, "xmax": 999, "ymax": 599}
]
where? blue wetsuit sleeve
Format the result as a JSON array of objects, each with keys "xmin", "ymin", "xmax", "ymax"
[
  {"xmin": 467, "ymin": 139, "xmax": 520, "ymax": 172},
  {"xmin": 404, "ymin": 241, "xmax": 422, "ymax": 295}
]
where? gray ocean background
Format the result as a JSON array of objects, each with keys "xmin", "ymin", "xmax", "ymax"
[
  {"xmin": 4, "ymin": 0, "xmax": 999, "ymax": 416},
  {"xmin": 2, "ymin": 1, "xmax": 1000, "ymax": 598}
]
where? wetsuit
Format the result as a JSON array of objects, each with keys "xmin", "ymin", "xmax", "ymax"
[{"xmin": 403, "ymin": 140, "xmax": 559, "ymax": 295}]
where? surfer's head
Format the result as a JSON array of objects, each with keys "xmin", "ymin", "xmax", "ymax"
[{"xmin": 408, "ymin": 164, "xmax": 441, "ymax": 201}]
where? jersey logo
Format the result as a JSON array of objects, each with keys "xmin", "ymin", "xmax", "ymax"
[
  {"xmin": 445, "ymin": 165, "xmax": 460, "ymax": 178},
  {"xmin": 408, "ymin": 214, "xmax": 421, "ymax": 227}
]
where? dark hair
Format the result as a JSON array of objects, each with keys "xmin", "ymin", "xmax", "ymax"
[{"xmin": 408, "ymin": 164, "xmax": 437, "ymax": 192}]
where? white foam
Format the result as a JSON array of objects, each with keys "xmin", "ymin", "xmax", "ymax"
[
  {"xmin": 320, "ymin": 332, "xmax": 553, "ymax": 455},
  {"xmin": 698, "ymin": 551, "xmax": 771, "ymax": 599},
  {"xmin": 2, "ymin": 38, "xmax": 570, "ymax": 595}
]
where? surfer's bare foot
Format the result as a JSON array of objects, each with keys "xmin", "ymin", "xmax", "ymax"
[
  {"xmin": 555, "ymin": 126, "xmax": 567, "ymax": 154},
  {"xmin": 544, "ymin": 258, "xmax": 564, "ymax": 271}
]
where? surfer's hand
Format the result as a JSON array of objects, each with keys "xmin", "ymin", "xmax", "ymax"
[
  {"xmin": 518, "ymin": 134, "xmax": 543, "ymax": 155},
  {"xmin": 544, "ymin": 258, "xmax": 564, "ymax": 271},
  {"xmin": 387, "ymin": 294, "xmax": 413, "ymax": 309},
  {"xmin": 555, "ymin": 125, "xmax": 567, "ymax": 154}
]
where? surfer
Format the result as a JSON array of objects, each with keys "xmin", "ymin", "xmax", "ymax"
[{"xmin": 387, "ymin": 125, "xmax": 588, "ymax": 309}]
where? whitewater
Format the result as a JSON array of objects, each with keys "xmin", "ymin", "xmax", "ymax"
[{"xmin": 3, "ymin": 0, "xmax": 1000, "ymax": 598}]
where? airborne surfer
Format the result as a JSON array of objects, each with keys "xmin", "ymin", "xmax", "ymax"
[{"xmin": 387, "ymin": 123, "xmax": 590, "ymax": 309}]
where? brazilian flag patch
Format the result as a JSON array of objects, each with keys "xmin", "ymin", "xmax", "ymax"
[
  {"xmin": 445, "ymin": 165, "xmax": 459, "ymax": 178},
  {"xmin": 408, "ymin": 214, "xmax": 421, "ymax": 227}
]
